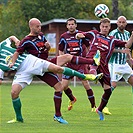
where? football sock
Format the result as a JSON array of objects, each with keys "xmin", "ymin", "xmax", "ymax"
[
  {"xmin": 86, "ymin": 89, "xmax": 96, "ymax": 108},
  {"xmin": 12, "ymin": 97, "xmax": 23, "ymax": 121},
  {"xmin": 111, "ymin": 86, "xmax": 115, "ymax": 91},
  {"xmin": 105, "ymin": 86, "xmax": 115, "ymax": 108},
  {"xmin": 71, "ymin": 56, "xmax": 94, "ymax": 65},
  {"xmin": 89, "ymin": 65, "xmax": 98, "ymax": 75},
  {"xmin": 62, "ymin": 67, "xmax": 85, "ymax": 79},
  {"xmin": 54, "ymin": 92, "xmax": 62, "ymax": 117},
  {"xmin": 64, "ymin": 88, "xmax": 74, "ymax": 101},
  {"xmin": 98, "ymin": 88, "xmax": 112, "ymax": 112}
]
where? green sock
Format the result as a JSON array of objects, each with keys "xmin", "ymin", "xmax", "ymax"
[
  {"xmin": 62, "ymin": 67, "xmax": 85, "ymax": 79},
  {"xmin": 12, "ymin": 97, "xmax": 23, "ymax": 122},
  {"xmin": 111, "ymin": 86, "xmax": 115, "ymax": 91}
]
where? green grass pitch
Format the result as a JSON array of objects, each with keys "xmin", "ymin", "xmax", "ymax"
[{"xmin": 0, "ymin": 83, "xmax": 132, "ymax": 133}]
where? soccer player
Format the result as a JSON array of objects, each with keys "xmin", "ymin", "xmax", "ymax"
[
  {"xmin": 0, "ymin": 36, "xmax": 20, "ymax": 85},
  {"xmin": 76, "ymin": 18, "xmax": 133, "ymax": 120},
  {"xmin": 58, "ymin": 17, "xmax": 97, "ymax": 111},
  {"xmin": 0, "ymin": 37, "xmax": 101, "ymax": 124},
  {"xmin": 12, "ymin": 17, "xmax": 103, "ymax": 121},
  {"xmin": 106, "ymin": 16, "xmax": 133, "ymax": 114},
  {"xmin": 109, "ymin": 16, "xmax": 133, "ymax": 88}
]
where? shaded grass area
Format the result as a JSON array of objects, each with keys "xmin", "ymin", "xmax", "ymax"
[{"xmin": 0, "ymin": 83, "xmax": 132, "ymax": 133}]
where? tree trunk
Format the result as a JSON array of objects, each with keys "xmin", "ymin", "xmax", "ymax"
[{"xmin": 112, "ymin": 0, "xmax": 119, "ymax": 19}]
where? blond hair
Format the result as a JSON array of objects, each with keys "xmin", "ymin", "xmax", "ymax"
[{"xmin": 100, "ymin": 18, "xmax": 110, "ymax": 24}]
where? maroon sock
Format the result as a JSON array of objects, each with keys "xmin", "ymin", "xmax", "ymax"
[
  {"xmin": 89, "ymin": 65, "xmax": 98, "ymax": 75},
  {"xmin": 86, "ymin": 89, "xmax": 96, "ymax": 108},
  {"xmin": 71, "ymin": 56, "xmax": 94, "ymax": 65},
  {"xmin": 54, "ymin": 92, "xmax": 62, "ymax": 117},
  {"xmin": 64, "ymin": 88, "xmax": 75, "ymax": 101},
  {"xmin": 98, "ymin": 88, "xmax": 112, "ymax": 112}
]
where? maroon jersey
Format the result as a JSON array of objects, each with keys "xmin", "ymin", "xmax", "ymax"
[
  {"xmin": 59, "ymin": 30, "xmax": 89, "ymax": 80},
  {"xmin": 16, "ymin": 32, "xmax": 60, "ymax": 87},
  {"xmin": 17, "ymin": 32, "xmax": 48, "ymax": 60},
  {"xmin": 85, "ymin": 30, "xmax": 126, "ymax": 65},
  {"xmin": 59, "ymin": 30, "xmax": 90, "ymax": 57},
  {"xmin": 84, "ymin": 30, "xmax": 126, "ymax": 86}
]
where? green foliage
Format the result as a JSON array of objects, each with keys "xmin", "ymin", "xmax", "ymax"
[
  {"xmin": 118, "ymin": 0, "xmax": 133, "ymax": 19},
  {"xmin": 0, "ymin": 0, "xmax": 132, "ymax": 41},
  {"xmin": 0, "ymin": 83, "xmax": 132, "ymax": 133},
  {"xmin": 0, "ymin": 0, "xmax": 28, "ymax": 41},
  {"xmin": 0, "ymin": 0, "xmax": 8, "ymax": 4}
]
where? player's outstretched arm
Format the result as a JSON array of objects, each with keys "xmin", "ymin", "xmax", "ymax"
[
  {"xmin": 75, "ymin": 33, "xmax": 85, "ymax": 39},
  {"xmin": 8, "ymin": 52, "xmax": 19, "ymax": 68},
  {"xmin": 126, "ymin": 31, "xmax": 133, "ymax": 48},
  {"xmin": 9, "ymin": 36, "xmax": 20, "ymax": 47},
  {"xmin": 113, "ymin": 48, "xmax": 130, "ymax": 54}
]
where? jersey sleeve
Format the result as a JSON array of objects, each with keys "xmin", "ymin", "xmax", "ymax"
[
  {"xmin": 0, "ymin": 38, "xmax": 11, "ymax": 48},
  {"xmin": 82, "ymin": 38, "xmax": 90, "ymax": 47},
  {"xmin": 58, "ymin": 36, "xmax": 66, "ymax": 51},
  {"xmin": 16, "ymin": 39, "xmax": 27, "ymax": 54},
  {"xmin": 114, "ymin": 39, "xmax": 126, "ymax": 47},
  {"xmin": 83, "ymin": 30, "xmax": 97, "ymax": 40}
]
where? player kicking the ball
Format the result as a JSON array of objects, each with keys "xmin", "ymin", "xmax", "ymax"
[{"xmin": 0, "ymin": 37, "xmax": 102, "ymax": 124}]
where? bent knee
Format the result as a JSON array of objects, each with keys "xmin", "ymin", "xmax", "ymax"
[
  {"xmin": 11, "ymin": 90, "xmax": 20, "ymax": 99},
  {"xmin": 11, "ymin": 84, "xmax": 22, "ymax": 99},
  {"xmin": 66, "ymin": 54, "xmax": 73, "ymax": 60}
]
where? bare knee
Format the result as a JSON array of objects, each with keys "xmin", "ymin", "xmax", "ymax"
[
  {"xmin": 53, "ymin": 82, "xmax": 64, "ymax": 92},
  {"xmin": 54, "ymin": 66, "xmax": 63, "ymax": 73},
  {"xmin": 128, "ymin": 76, "xmax": 133, "ymax": 86},
  {"xmin": 11, "ymin": 90, "xmax": 19, "ymax": 99},
  {"xmin": 57, "ymin": 54, "xmax": 73, "ymax": 66},
  {"xmin": 48, "ymin": 64, "xmax": 63, "ymax": 73},
  {"xmin": 82, "ymin": 80, "xmax": 91, "ymax": 90},
  {"xmin": 65, "ymin": 54, "xmax": 73, "ymax": 62},
  {"xmin": 11, "ymin": 84, "xmax": 22, "ymax": 99}
]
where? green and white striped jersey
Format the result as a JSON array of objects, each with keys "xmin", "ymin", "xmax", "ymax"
[
  {"xmin": 109, "ymin": 28, "xmax": 130, "ymax": 64},
  {"xmin": 0, "ymin": 38, "xmax": 27, "ymax": 71}
]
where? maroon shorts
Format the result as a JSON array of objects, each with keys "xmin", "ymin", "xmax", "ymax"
[
  {"xmin": 97, "ymin": 64, "xmax": 111, "ymax": 87},
  {"xmin": 37, "ymin": 72, "xmax": 60, "ymax": 87},
  {"xmin": 87, "ymin": 54, "xmax": 111, "ymax": 87}
]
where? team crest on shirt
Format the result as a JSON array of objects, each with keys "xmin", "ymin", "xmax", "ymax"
[{"xmin": 5, "ymin": 55, "xmax": 13, "ymax": 65}]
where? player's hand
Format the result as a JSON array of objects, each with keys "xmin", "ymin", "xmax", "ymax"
[
  {"xmin": 75, "ymin": 33, "xmax": 85, "ymax": 39},
  {"xmin": 8, "ymin": 63, "xmax": 14, "ymax": 68},
  {"xmin": 44, "ymin": 41, "xmax": 51, "ymax": 50}
]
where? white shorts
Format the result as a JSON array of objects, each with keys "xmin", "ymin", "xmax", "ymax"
[
  {"xmin": 0, "ymin": 69, "xmax": 4, "ymax": 80},
  {"xmin": 12, "ymin": 54, "xmax": 51, "ymax": 88},
  {"xmin": 108, "ymin": 62, "xmax": 132, "ymax": 82}
]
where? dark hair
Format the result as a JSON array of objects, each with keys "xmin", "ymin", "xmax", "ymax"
[
  {"xmin": 66, "ymin": 17, "xmax": 77, "ymax": 24},
  {"xmin": 100, "ymin": 18, "xmax": 110, "ymax": 24}
]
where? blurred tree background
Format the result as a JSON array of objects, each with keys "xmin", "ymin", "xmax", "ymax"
[{"xmin": 0, "ymin": 0, "xmax": 133, "ymax": 41}]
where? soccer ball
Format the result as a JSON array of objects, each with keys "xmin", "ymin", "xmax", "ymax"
[{"xmin": 94, "ymin": 4, "xmax": 109, "ymax": 18}]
